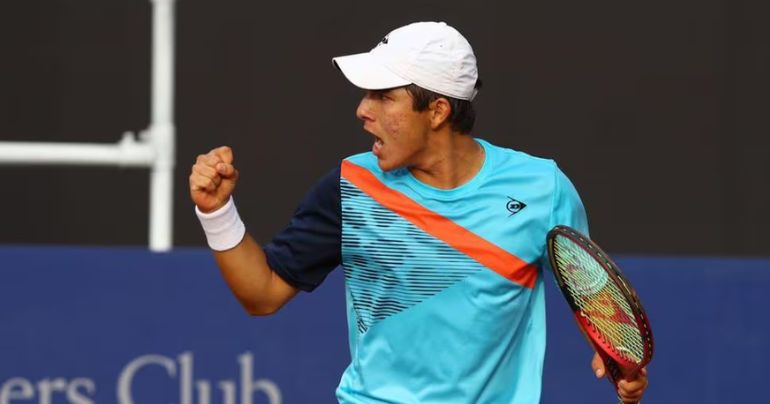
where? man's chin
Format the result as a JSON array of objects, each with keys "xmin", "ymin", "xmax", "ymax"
[
  {"xmin": 376, "ymin": 157, "xmax": 400, "ymax": 172},
  {"xmin": 376, "ymin": 160, "xmax": 393, "ymax": 172}
]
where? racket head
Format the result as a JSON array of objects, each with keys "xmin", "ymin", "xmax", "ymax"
[{"xmin": 547, "ymin": 225, "xmax": 654, "ymax": 375}]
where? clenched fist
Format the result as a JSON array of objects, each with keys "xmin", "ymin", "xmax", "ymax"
[{"xmin": 189, "ymin": 146, "xmax": 239, "ymax": 213}]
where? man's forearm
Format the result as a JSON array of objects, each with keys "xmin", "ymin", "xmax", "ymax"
[{"xmin": 213, "ymin": 233, "xmax": 298, "ymax": 316}]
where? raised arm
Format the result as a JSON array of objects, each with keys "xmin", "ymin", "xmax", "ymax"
[{"xmin": 189, "ymin": 146, "xmax": 298, "ymax": 316}]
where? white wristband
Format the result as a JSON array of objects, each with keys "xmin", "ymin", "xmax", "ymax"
[{"xmin": 195, "ymin": 197, "xmax": 246, "ymax": 251}]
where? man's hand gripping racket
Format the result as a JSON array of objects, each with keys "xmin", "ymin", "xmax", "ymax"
[{"xmin": 547, "ymin": 225, "xmax": 653, "ymax": 403}]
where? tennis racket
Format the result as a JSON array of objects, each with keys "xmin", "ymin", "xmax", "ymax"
[{"xmin": 546, "ymin": 225, "xmax": 653, "ymax": 403}]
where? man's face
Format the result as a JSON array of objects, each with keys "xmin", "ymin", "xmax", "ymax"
[{"xmin": 356, "ymin": 87, "xmax": 433, "ymax": 172}]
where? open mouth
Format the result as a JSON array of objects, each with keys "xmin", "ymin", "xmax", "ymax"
[{"xmin": 372, "ymin": 135, "xmax": 384, "ymax": 156}]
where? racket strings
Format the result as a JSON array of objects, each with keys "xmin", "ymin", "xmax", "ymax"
[{"xmin": 552, "ymin": 238, "xmax": 646, "ymax": 365}]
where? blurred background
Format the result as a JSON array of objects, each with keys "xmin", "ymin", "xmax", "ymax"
[
  {"xmin": 1, "ymin": 0, "xmax": 767, "ymax": 403},
  {"xmin": 2, "ymin": 0, "xmax": 768, "ymax": 254}
]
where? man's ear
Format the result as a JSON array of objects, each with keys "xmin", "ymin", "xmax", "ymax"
[{"xmin": 429, "ymin": 97, "xmax": 452, "ymax": 129}]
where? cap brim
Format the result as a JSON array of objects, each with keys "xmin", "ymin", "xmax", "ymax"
[{"xmin": 332, "ymin": 52, "xmax": 411, "ymax": 90}]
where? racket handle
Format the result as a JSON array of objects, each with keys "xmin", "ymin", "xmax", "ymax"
[
  {"xmin": 608, "ymin": 361, "xmax": 641, "ymax": 404},
  {"xmin": 595, "ymin": 346, "xmax": 644, "ymax": 404},
  {"xmin": 605, "ymin": 359, "xmax": 622, "ymax": 388}
]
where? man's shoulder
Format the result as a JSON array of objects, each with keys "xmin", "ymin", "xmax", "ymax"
[{"xmin": 479, "ymin": 138, "xmax": 558, "ymax": 174}]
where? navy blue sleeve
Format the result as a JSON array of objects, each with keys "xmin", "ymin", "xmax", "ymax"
[{"xmin": 262, "ymin": 166, "xmax": 341, "ymax": 292}]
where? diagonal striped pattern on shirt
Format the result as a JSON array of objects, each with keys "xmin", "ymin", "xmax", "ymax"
[{"xmin": 341, "ymin": 160, "xmax": 538, "ymax": 289}]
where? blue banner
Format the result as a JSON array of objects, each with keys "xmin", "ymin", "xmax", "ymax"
[{"xmin": 1, "ymin": 247, "xmax": 767, "ymax": 403}]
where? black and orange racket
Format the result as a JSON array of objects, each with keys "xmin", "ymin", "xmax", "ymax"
[{"xmin": 547, "ymin": 225, "xmax": 653, "ymax": 403}]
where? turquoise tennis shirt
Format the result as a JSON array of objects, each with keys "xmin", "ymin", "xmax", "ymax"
[{"xmin": 264, "ymin": 139, "xmax": 588, "ymax": 403}]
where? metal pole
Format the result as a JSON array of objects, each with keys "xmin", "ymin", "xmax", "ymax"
[
  {"xmin": 0, "ymin": 133, "xmax": 153, "ymax": 166},
  {"xmin": 147, "ymin": 0, "xmax": 177, "ymax": 252},
  {"xmin": 0, "ymin": 1, "xmax": 176, "ymax": 251}
]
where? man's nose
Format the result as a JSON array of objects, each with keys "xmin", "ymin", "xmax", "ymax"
[{"xmin": 356, "ymin": 97, "xmax": 374, "ymax": 122}]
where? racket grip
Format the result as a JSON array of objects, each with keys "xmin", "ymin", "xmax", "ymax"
[
  {"xmin": 605, "ymin": 359, "xmax": 622, "ymax": 388},
  {"xmin": 611, "ymin": 361, "xmax": 641, "ymax": 404},
  {"xmin": 608, "ymin": 361, "xmax": 641, "ymax": 404}
]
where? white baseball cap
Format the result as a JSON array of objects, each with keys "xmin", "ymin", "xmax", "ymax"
[{"xmin": 332, "ymin": 22, "xmax": 479, "ymax": 100}]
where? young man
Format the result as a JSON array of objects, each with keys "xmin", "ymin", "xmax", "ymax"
[{"xmin": 190, "ymin": 22, "xmax": 648, "ymax": 403}]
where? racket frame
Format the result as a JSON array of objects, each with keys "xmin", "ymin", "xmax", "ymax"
[{"xmin": 546, "ymin": 225, "xmax": 654, "ymax": 385}]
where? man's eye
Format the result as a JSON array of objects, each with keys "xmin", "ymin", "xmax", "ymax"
[{"xmin": 370, "ymin": 91, "xmax": 389, "ymax": 100}]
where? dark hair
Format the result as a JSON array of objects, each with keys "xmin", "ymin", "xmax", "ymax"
[{"xmin": 404, "ymin": 79, "xmax": 482, "ymax": 134}]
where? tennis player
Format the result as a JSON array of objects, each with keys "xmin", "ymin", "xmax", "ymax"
[{"xmin": 190, "ymin": 21, "xmax": 648, "ymax": 403}]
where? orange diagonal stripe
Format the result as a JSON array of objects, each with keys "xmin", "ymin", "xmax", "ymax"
[{"xmin": 341, "ymin": 160, "xmax": 538, "ymax": 289}]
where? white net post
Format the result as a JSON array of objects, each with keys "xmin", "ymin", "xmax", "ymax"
[{"xmin": 147, "ymin": 0, "xmax": 177, "ymax": 252}]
